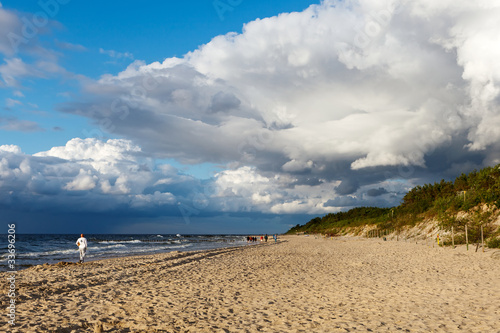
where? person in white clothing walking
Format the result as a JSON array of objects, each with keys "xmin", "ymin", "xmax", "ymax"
[{"xmin": 76, "ymin": 234, "xmax": 88, "ymax": 263}]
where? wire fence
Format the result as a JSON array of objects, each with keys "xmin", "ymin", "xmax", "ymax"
[{"xmin": 363, "ymin": 225, "xmax": 493, "ymax": 252}]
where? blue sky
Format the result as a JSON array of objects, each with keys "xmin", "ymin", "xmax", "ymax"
[
  {"xmin": 1, "ymin": 0, "xmax": 500, "ymax": 234},
  {"xmin": 0, "ymin": 0, "xmax": 315, "ymax": 160}
]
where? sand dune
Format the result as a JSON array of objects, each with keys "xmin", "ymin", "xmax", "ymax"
[{"xmin": 1, "ymin": 236, "xmax": 499, "ymax": 332}]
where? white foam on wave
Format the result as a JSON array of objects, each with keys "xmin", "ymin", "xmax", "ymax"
[
  {"xmin": 93, "ymin": 244, "xmax": 127, "ymax": 251},
  {"xmin": 98, "ymin": 240, "xmax": 142, "ymax": 244},
  {"xmin": 95, "ymin": 243, "xmax": 192, "ymax": 255},
  {"xmin": 6, "ymin": 243, "xmax": 128, "ymax": 260},
  {"xmin": 19, "ymin": 248, "xmax": 78, "ymax": 258},
  {"xmin": 169, "ymin": 243, "xmax": 192, "ymax": 249}
]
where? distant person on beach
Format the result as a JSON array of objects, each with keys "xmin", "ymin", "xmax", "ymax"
[
  {"xmin": 76, "ymin": 234, "xmax": 88, "ymax": 263},
  {"xmin": 265, "ymin": 234, "xmax": 268, "ymax": 242},
  {"xmin": 273, "ymin": 234, "xmax": 277, "ymax": 243}
]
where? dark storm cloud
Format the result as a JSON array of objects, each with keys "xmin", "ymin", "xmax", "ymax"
[{"xmin": 366, "ymin": 187, "xmax": 388, "ymax": 197}]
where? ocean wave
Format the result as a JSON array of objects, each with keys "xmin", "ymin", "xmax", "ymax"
[
  {"xmin": 0, "ymin": 234, "xmax": 248, "ymax": 271},
  {"xmin": 91, "ymin": 244, "xmax": 127, "ymax": 251},
  {"xmin": 168, "ymin": 243, "xmax": 193, "ymax": 249},
  {"xmin": 91, "ymin": 243, "xmax": 192, "ymax": 255},
  {"xmin": 18, "ymin": 248, "xmax": 78, "ymax": 258},
  {"xmin": 98, "ymin": 240, "xmax": 142, "ymax": 244},
  {"xmin": 0, "ymin": 244, "xmax": 129, "ymax": 260}
]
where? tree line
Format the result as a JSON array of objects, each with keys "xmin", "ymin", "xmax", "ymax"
[{"xmin": 286, "ymin": 165, "xmax": 500, "ymax": 248}]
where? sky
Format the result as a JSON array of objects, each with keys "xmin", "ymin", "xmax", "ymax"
[{"xmin": 1, "ymin": 0, "xmax": 500, "ymax": 234}]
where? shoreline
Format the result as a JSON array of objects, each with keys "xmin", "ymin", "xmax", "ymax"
[
  {"xmin": 4, "ymin": 240, "xmax": 263, "ymax": 273},
  {"xmin": 0, "ymin": 234, "xmax": 255, "ymax": 272},
  {"xmin": 1, "ymin": 236, "xmax": 499, "ymax": 332}
]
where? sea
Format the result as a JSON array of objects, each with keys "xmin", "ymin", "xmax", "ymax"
[{"xmin": 0, "ymin": 234, "xmax": 250, "ymax": 272}]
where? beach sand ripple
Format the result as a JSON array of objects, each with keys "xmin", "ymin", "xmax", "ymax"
[{"xmin": 1, "ymin": 236, "xmax": 499, "ymax": 332}]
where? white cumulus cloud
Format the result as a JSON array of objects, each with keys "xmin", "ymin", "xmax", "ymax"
[
  {"xmin": 6, "ymin": 0, "xmax": 500, "ymax": 222},
  {"xmin": 62, "ymin": 0, "xmax": 500, "ymax": 176},
  {"xmin": 0, "ymin": 138, "xmax": 187, "ymax": 214},
  {"xmin": 64, "ymin": 169, "xmax": 97, "ymax": 191}
]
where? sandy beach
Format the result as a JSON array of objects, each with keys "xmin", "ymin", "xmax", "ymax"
[{"xmin": 1, "ymin": 236, "xmax": 500, "ymax": 332}]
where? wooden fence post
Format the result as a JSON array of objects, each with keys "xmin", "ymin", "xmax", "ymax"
[
  {"xmin": 465, "ymin": 224, "xmax": 468, "ymax": 251},
  {"xmin": 452, "ymin": 226, "xmax": 455, "ymax": 248},
  {"xmin": 481, "ymin": 225, "xmax": 484, "ymax": 253}
]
